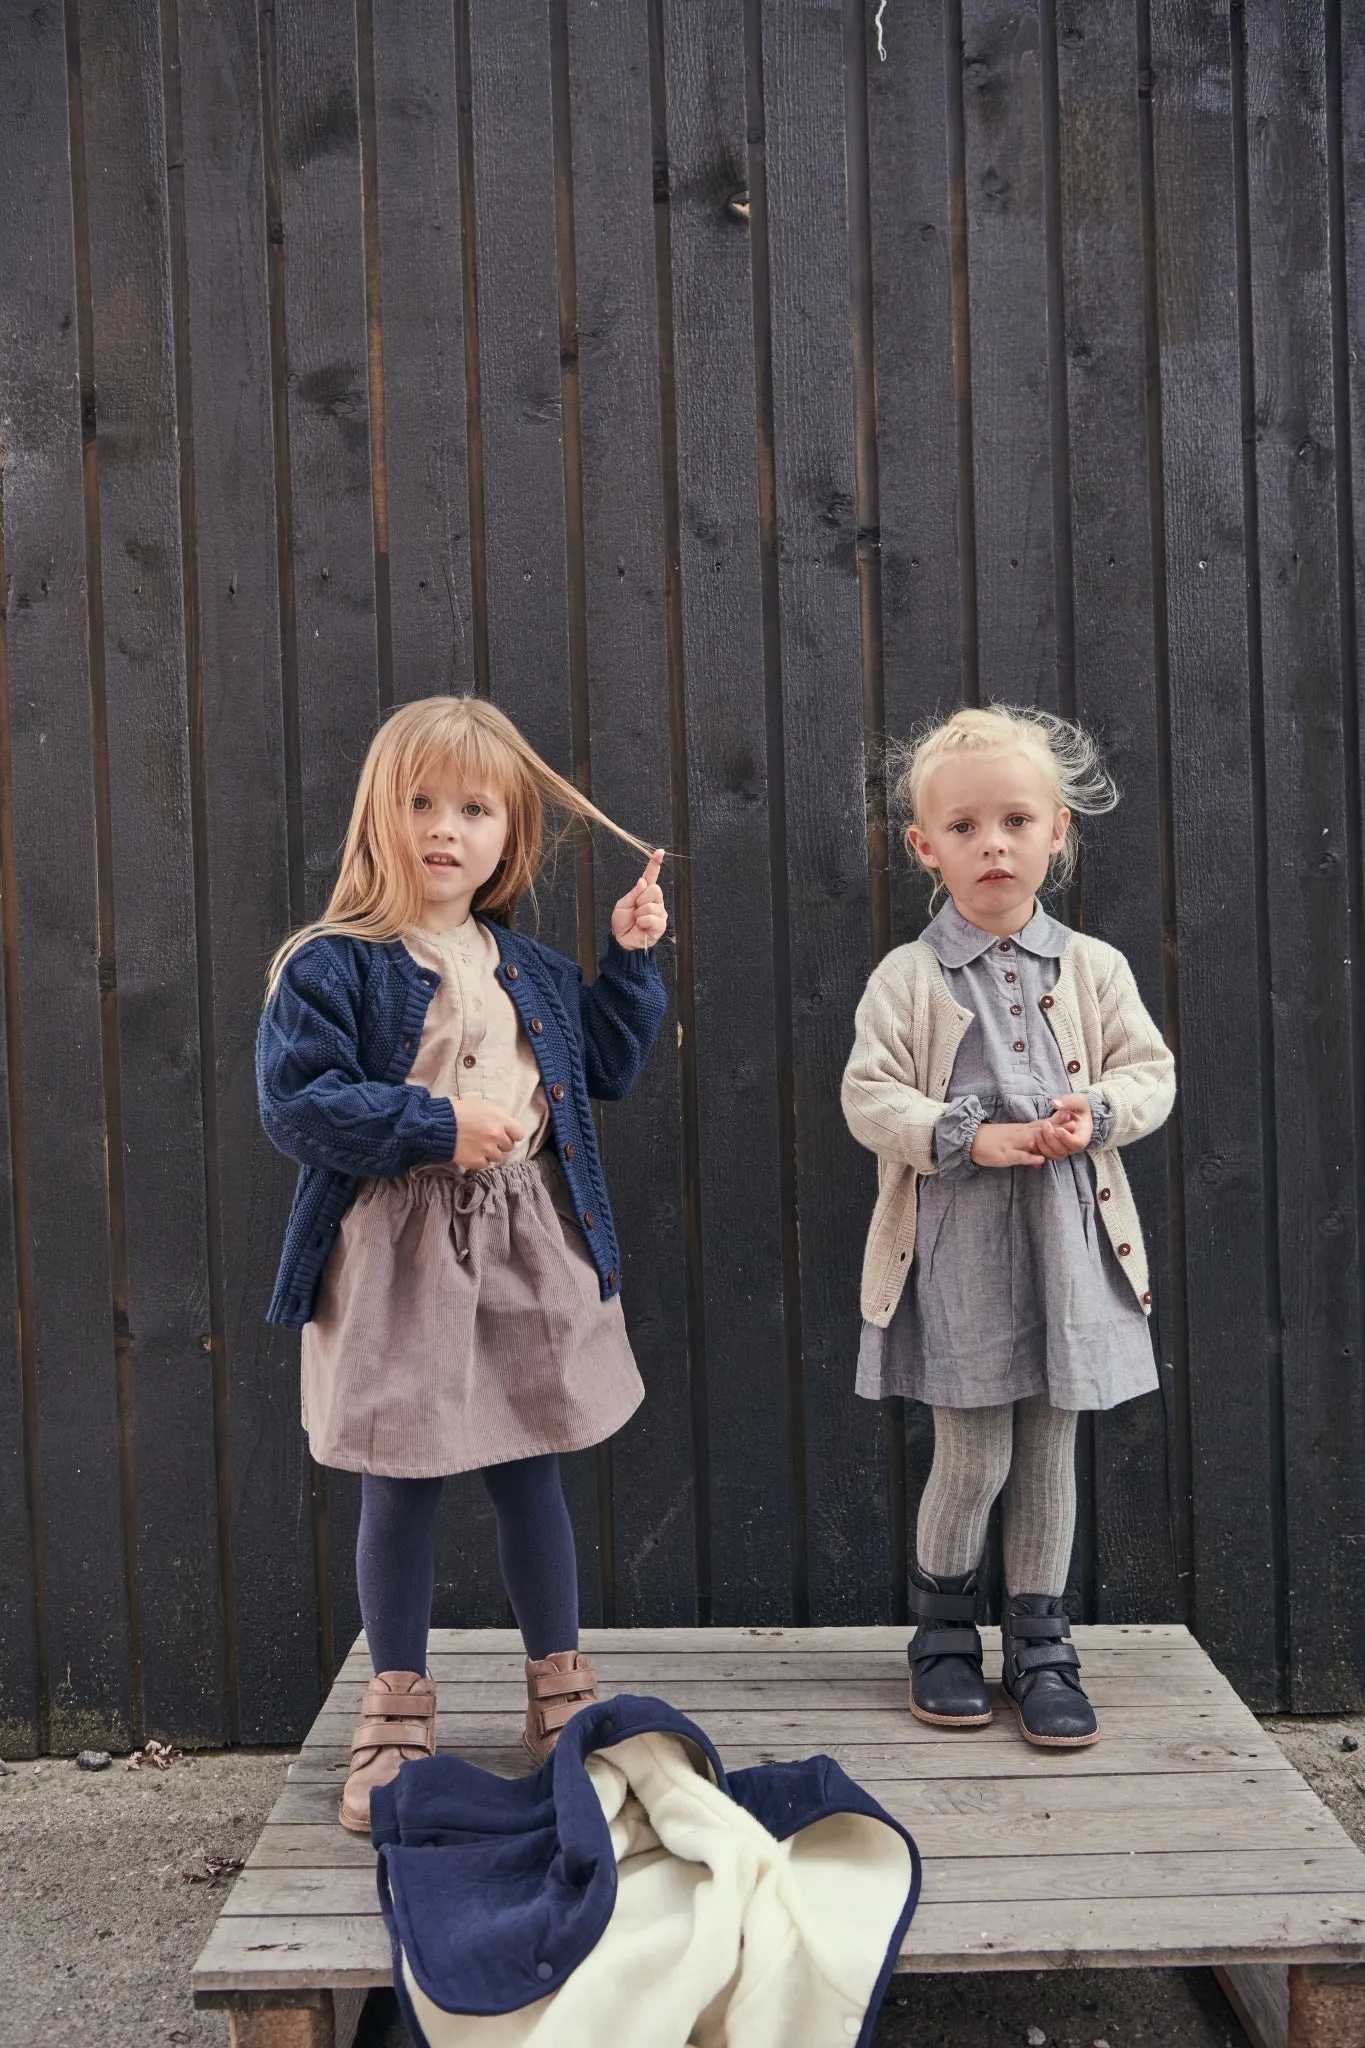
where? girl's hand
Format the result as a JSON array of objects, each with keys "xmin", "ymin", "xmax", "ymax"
[
  {"xmin": 611, "ymin": 849, "xmax": 668, "ymax": 951},
  {"xmin": 970, "ymin": 1120, "xmax": 1047, "ymax": 1169},
  {"xmin": 453, "ymin": 1098, "xmax": 526, "ymax": 1169},
  {"xmin": 1033, "ymin": 1093, "xmax": 1093, "ymax": 1160}
]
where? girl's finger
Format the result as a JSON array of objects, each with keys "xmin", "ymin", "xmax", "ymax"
[{"xmin": 639, "ymin": 849, "xmax": 665, "ymax": 891}]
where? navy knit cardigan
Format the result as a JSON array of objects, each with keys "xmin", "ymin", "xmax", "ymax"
[{"xmin": 256, "ymin": 919, "xmax": 667, "ymax": 1329}]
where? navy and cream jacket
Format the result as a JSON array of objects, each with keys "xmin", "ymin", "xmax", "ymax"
[
  {"xmin": 256, "ymin": 919, "xmax": 667, "ymax": 1328},
  {"xmin": 370, "ymin": 1693, "xmax": 921, "ymax": 2047}
]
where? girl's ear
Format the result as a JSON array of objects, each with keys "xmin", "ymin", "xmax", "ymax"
[
  {"xmin": 1050, "ymin": 805, "xmax": 1072, "ymax": 856},
  {"xmin": 906, "ymin": 822, "xmax": 938, "ymax": 870}
]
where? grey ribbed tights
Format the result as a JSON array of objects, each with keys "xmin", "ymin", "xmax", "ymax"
[{"xmin": 917, "ymin": 1397, "xmax": 1078, "ymax": 1596}]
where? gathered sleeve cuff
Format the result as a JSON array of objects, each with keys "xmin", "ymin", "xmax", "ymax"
[
  {"xmin": 1083, "ymin": 1087, "xmax": 1116, "ymax": 1152},
  {"xmin": 932, "ymin": 1095, "xmax": 989, "ymax": 1178}
]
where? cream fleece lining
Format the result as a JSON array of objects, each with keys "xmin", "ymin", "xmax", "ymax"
[{"xmin": 401, "ymin": 1728, "xmax": 912, "ymax": 2047}]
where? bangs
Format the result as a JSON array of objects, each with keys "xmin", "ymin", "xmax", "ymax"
[{"xmin": 407, "ymin": 718, "xmax": 522, "ymax": 806}]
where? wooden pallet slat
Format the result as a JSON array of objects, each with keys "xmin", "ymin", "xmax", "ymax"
[{"xmin": 194, "ymin": 1623, "xmax": 1365, "ymax": 2034}]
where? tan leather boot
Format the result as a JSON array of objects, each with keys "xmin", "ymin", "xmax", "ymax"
[
  {"xmin": 523, "ymin": 1650, "xmax": 598, "ymax": 1764},
  {"xmin": 338, "ymin": 1670, "xmax": 437, "ymax": 1834}
]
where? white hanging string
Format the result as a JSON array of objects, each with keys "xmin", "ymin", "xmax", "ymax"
[{"xmin": 874, "ymin": 0, "xmax": 889, "ymax": 61}]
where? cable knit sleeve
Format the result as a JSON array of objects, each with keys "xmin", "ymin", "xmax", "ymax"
[
  {"xmin": 576, "ymin": 937, "xmax": 668, "ymax": 1101},
  {"xmin": 256, "ymin": 944, "xmax": 457, "ymax": 1176},
  {"xmin": 842, "ymin": 951, "xmax": 946, "ymax": 1177},
  {"xmin": 1092, "ymin": 953, "xmax": 1175, "ymax": 1148}
]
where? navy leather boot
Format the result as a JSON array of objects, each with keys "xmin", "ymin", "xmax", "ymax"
[
  {"xmin": 999, "ymin": 1594, "xmax": 1100, "ymax": 1747},
  {"xmin": 906, "ymin": 1565, "xmax": 991, "ymax": 1727}
]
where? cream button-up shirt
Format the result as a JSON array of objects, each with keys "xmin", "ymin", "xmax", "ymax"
[{"xmin": 403, "ymin": 921, "xmax": 550, "ymax": 1164}]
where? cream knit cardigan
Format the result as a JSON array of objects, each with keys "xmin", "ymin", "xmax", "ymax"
[{"xmin": 842, "ymin": 933, "xmax": 1176, "ymax": 1327}]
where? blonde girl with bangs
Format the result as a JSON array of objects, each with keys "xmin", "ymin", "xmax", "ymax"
[
  {"xmin": 257, "ymin": 697, "xmax": 669, "ymax": 1827},
  {"xmin": 842, "ymin": 706, "xmax": 1174, "ymax": 1750}
]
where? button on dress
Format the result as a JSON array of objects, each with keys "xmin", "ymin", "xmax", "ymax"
[{"xmin": 856, "ymin": 900, "xmax": 1157, "ymax": 1412}]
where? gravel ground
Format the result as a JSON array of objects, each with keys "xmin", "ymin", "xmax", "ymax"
[{"xmin": 2, "ymin": 1713, "xmax": 1363, "ymax": 2048}]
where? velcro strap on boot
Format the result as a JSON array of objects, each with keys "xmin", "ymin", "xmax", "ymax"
[
  {"xmin": 1012, "ymin": 1641, "xmax": 1080, "ymax": 1676},
  {"xmin": 908, "ymin": 1625, "xmax": 981, "ymax": 1664},
  {"xmin": 350, "ymin": 1715, "xmax": 432, "ymax": 1755},
  {"xmin": 909, "ymin": 1582, "xmax": 977, "ymax": 1624},
  {"xmin": 1006, "ymin": 1613, "xmax": 1072, "ymax": 1641},
  {"xmin": 530, "ymin": 1666, "xmax": 597, "ymax": 1702},
  {"xmin": 363, "ymin": 1681, "xmax": 435, "ymax": 1720},
  {"xmin": 533, "ymin": 1694, "xmax": 586, "ymax": 1738}
]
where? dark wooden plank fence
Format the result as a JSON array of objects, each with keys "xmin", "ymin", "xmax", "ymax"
[{"xmin": 1, "ymin": 0, "xmax": 1363, "ymax": 1753}]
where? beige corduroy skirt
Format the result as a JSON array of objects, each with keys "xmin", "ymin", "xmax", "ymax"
[{"xmin": 301, "ymin": 1153, "xmax": 644, "ymax": 1477}]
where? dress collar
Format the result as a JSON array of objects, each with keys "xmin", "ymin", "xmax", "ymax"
[{"xmin": 920, "ymin": 897, "xmax": 1069, "ymax": 967}]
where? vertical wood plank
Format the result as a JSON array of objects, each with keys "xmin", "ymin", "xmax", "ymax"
[
  {"xmin": 369, "ymin": 0, "xmax": 476, "ymax": 702},
  {"xmin": 0, "ymin": 0, "xmax": 132, "ymax": 1751},
  {"xmin": 368, "ymin": 0, "xmax": 504, "ymax": 1636},
  {"xmin": 1055, "ymin": 0, "xmax": 1178, "ymax": 1624},
  {"xmin": 960, "ymin": 0, "xmax": 1058, "ymax": 707},
  {"xmin": 1150, "ymin": 0, "xmax": 1282, "ymax": 1707},
  {"xmin": 465, "ymin": 0, "xmax": 595, "ymax": 1621},
  {"xmin": 77, "ymin": 0, "xmax": 227, "ymax": 1742},
  {"xmin": 276, "ymin": 0, "xmax": 384, "ymax": 1675},
  {"xmin": 276, "ymin": 0, "xmax": 381, "ymax": 919},
  {"xmin": 865, "ymin": 0, "xmax": 968, "ymax": 1603},
  {"xmin": 761, "ymin": 0, "xmax": 886, "ymax": 1620},
  {"xmin": 866, "ymin": 0, "xmax": 964, "ymax": 937},
  {"xmin": 1345, "ymin": 0, "xmax": 1365, "ymax": 1725},
  {"xmin": 662, "ymin": 0, "xmax": 793, "ymax": 1622},
  {"xmin": 350, "ymin": 7, "xmax": 508, "ymax": 1641},
  {"xmin": 179, "ymin": 0, "xmax": 317, "ymax": 1741},
  {"xmin": 1245, "ymin": 0, "xmax": 1363, "ymax": 1710},
  {"xmin": 0, "ymin": 910, "xmax": 32, "ymax": 1754},
  {"xmin": 466, "ymin": 0, "xmax": 574, "ymax": 940},
  {"xmin": 565, "ymin": 0, "xmax": 693, "ymax": 1622}
]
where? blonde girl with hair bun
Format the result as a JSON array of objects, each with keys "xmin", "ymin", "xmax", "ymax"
[
  {"xmin": 257, "ymin": 697, "xmax": 669, "ymax": 1826},
  {"xmin": 843, "ymin": 703, "xmax": 1174, "ymax": 1749}
]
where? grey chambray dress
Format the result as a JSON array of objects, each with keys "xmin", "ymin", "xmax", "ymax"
[{"xmin": 856, "ymin": 899, "xmax": 1157, "ymax": 1412}]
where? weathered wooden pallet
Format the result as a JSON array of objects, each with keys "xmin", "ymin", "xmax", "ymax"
[{"xmin": 192, "ymin": 1626, "xmax": 1365, "ymax": 2048}]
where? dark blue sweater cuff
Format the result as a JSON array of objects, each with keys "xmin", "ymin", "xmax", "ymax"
[
  {"xmin": 602, "ymin": 934, "xmax": 661, "ymax": 981},
  {"xmin": 413, "ymin": 1095, "xmax": 457, "ymax": 1167}
]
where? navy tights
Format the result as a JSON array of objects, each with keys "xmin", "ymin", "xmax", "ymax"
[{"xmin": 356, "ymin": 1455, "xmax": 579, "ymax": 1674}]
